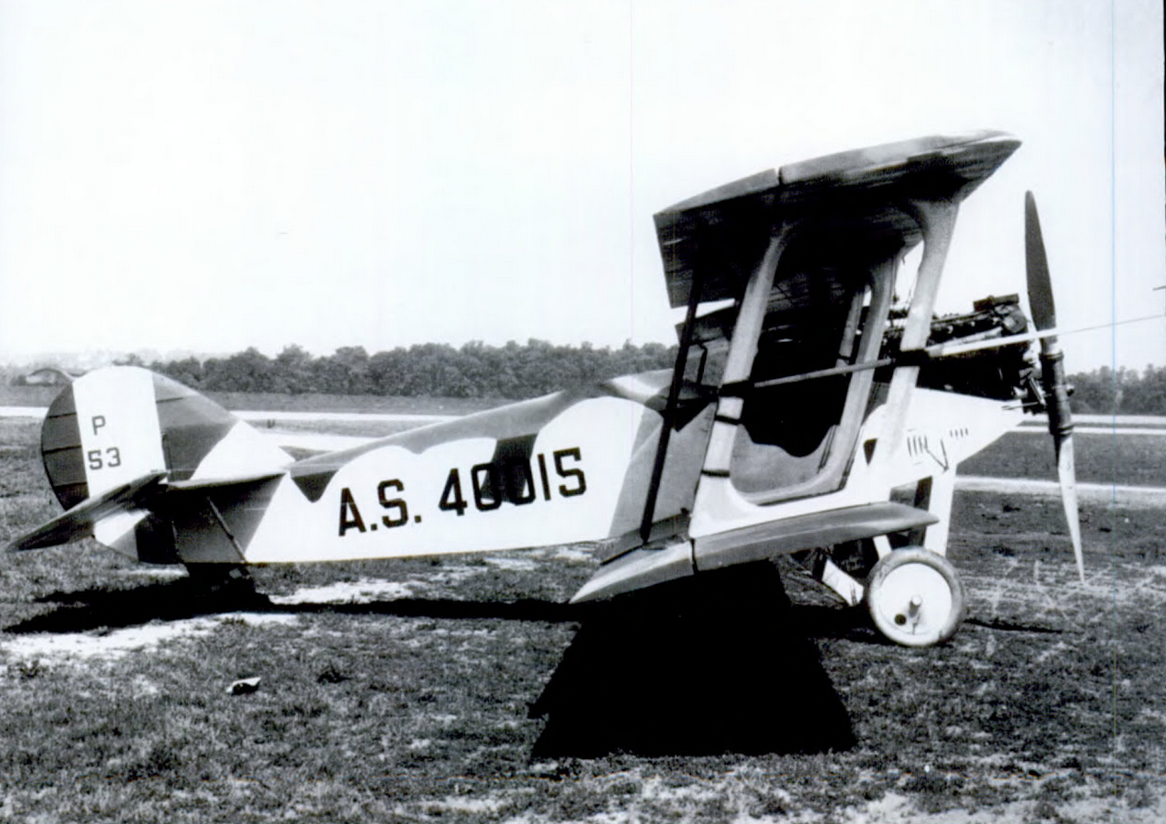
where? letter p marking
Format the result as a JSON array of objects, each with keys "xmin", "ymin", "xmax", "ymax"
[{"xmin": 92, "ymin": 415, "xmax": 106, "ymax": 436}]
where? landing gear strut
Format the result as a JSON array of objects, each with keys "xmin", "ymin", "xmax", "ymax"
[
  {"xmin": 865, "ymin": 547, "xmax": 965, "ymax": 647},
  {"xmin": 185, "ymin": 564, "xmax": 261, "ymax": 605}
]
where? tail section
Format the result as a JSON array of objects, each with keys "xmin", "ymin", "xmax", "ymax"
[{"xmin": 18, "ymin": 366, "xmax": 290, "ymax": 561}]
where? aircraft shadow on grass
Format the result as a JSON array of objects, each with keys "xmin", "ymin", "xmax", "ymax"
[
  {"xmin": 528, "ymin": 562, "xmax": 857, "ymax": 757},
  {"xmin": 8, "ymin": 562, "xmax": 860, "ymax": 756},
  {"xmin": 10, "ymin": 578, "xmax": 583, "ymax": 634}
]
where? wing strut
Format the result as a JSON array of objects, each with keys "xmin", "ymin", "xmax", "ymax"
[{"xmin": 639, "ymin": 266, "xmax": 707, "ymax": 542}]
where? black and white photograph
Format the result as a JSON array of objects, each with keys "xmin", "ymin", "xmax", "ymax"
[{"xmin": 0, "ymin": 1, "xmax": 1162, "ymax": 821}]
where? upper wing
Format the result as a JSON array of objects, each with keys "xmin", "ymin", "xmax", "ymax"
[{"xmin": 654, "ymin": 130, "xmax": 1021, "ymax": 312}]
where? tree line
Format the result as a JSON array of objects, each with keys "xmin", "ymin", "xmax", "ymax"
[
  {"xmin": 147, "ymin": 341, "xmax": 678, "ymax": 399},
  {"xmin": 146, "ymin": 345, "xmax": 1164, "ymax": 412},
  {"xmin": 9, "ymin": 343, "xmax": 1163, "ymax": 412},
  {"xmin": 1065, "ymin": 364, "xmax": 1166, "ymax": 415}
]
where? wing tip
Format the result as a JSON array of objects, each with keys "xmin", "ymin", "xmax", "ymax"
[{"xmin": 570, "ymin": 540, "xmax": 694, "ymax": 604}]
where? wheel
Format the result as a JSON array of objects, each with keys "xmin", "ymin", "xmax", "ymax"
[{"xmin": 865, "ymin": 547, "xmax": 965, "ymax": 647}]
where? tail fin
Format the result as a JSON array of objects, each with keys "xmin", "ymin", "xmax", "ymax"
[{"xmin": 22, "ymin": 366, "xmax": 289, "ymax": 559}]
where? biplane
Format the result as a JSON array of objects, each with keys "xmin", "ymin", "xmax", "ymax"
[{"xmin": 10, "ymin": 130, "xmax": 1083, "ymax": 646}]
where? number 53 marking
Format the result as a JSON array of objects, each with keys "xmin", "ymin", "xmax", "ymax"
[{"xmin": 87, "ymin": 447, "xmax": 122, "ymax": 471}]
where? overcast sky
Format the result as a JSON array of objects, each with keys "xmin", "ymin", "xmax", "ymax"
[{"xmin": 0, "ymin": 0, "xmax": 1162, "ymax": 371}]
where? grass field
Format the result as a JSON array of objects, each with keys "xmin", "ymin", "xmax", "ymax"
[
  {"xmin": 0, "ymin": 408, "xmax": 1162, "ymax": 822},
  {"xmin": 962, "ymin": 430, "xmax": 1165, "ymax": 488}
]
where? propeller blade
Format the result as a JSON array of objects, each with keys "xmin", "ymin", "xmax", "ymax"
[
  {"xmin": 1026, "ymin": 191, "xmax": 1084, "ymax": 582},
  {"xmin": 1057, "ymin": 434, "xmax": 1086, "ymax": 583},
  {"xmin": 1025, "ymin": 190, "xmax": 1056, "ymax": 333}
]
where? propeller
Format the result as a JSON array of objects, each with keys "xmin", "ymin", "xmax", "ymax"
[{"xmin": 1025, "ymin": 191, "xmax": 1085, "ymax": 583}]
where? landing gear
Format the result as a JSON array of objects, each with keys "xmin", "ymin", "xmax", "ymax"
[{"xmin": 865, "ymin": 547, "xmax": 964, "ymax": 647}]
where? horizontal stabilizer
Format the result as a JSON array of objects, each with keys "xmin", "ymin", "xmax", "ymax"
[{"xmin": 8, "ymin": 471, "xmax": 167, "ymax": 551}]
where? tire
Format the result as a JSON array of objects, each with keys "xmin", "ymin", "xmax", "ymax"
[{"xmin": 865, "ymin": 547, "xmax": 965, "ymax": 647}]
